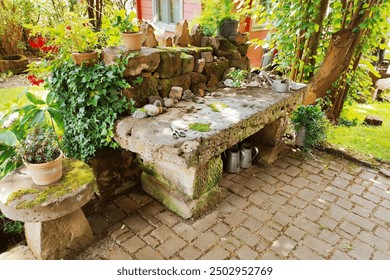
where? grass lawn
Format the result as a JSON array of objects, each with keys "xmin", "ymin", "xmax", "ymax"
[
  {"xmin": 0, "ymin": 86, "xmax": 42, "ymax": 112},
  {"xmin": 327, "ymin": 101, "xmax": 390, "ymax": 162}
]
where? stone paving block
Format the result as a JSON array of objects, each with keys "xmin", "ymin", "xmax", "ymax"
[
  {"xmin": 151, "ymin": 225, "xmax": 176, "ymax": 242},
  {"xmin": 114, "ymin": 196, "xmax": 141, "ymax": 214},
  {"xmin": 326, "ymin": 205, "xmax": 348, "ymax": 221},
  {"xmin": 224, "ymin": 211, "xmax": 248, "ymax": 227},
  {"xmin": 137, "ymin": 200, "xmax": 166, "ymax": 218},
  {"xmin": 155, "ymin": 211, "xmax": 182, "ymax": 226},
  {"xmin": 212, "ymin": 222, "xmax": 231, "ymax": 236},
  {"xmin": 129, "ymin": 192, "xmax": 153, "ymax": 206},
  {"xmin": 348, "ymin": 184, "xmax": 366, "ymax": 196},
  {"xmin": 157, "ymin": 236, "xmax": 187, "ymax": 258},
  {"xmin": 351, "ymin": 205, "xmax": 371, "ymax": 218},
  {"xmin": 220, "ymin": 236, "xmax": 240, "ymax": 252},
  {"xmin": 122, "ymin": 214, "xmax": 150, "ymax": 233},
  {"xmin": 302, "ymin": 235, "xmax": 332, "ymax": 257},
  {"xmin": 271, "ymin": 236, "xmax": 296, "ymax": 258},
  {"xmin": 109, "ymin": 225, "xmax": 131, "ymax": 240},
  {"xmin": 226, "ymin": 193, "xmax": 250, "ymax": 209},
  {"xmin": 193, "ymin": 231, "xmax": 219, "ymax": 251},
  {"xmin": 256, "ymin": 173, "xmax": 278, "ymax": 184},
  {"xmin": 381, "ymin": 199, "xmax": 390, "ymax": 210},
  {"xmin": 297, "ymin": 189, "xmax": 317, "ymax": 202},
  {"xmin": 319, "ymin": 192, "xmax": 337, "ymax": 203},
  {"xmin": 217, "ymin": 201, "xmax": 237, "ymax": 215},
  {"xmin": 362, "ymin": 192, "xmax": 381, "ymax": 203},
  {"xmin": 331, "ymin": 177, "xmax": 350, "ymax": 189},
  {"xmin": 293, "ymin": 216, "xmax": 320, "ymax": 236},
  {"xmin": 228, "ymin": 183, "xmax": 252, "ymax": 198},
  {"xmin": 246, "ymin": 205, "xmax": 270, "ymax": 222},
  {"xmin": 284, "ymin": 225, "xmax": 305, "ymax": 241},
  {"xmin": 280, "ymin": 185, "xmax": 299, "ymax": 196},
  {"xmin": 269, "ymin": 194, "xmax": 288, "ymax": 205},
  {"xmin": 339, "ymin": 221, "xmax": 360, "ymax": 236},
  {"xmin": 368, "ymin": 186, "xmax": 390, "ymax": 200},
  {"xmin": 139, "ymin": 225, "xmax": 155, "ymax": 237},
  {"xmin": 122, "ymin": 236, "xmax": 146, "ymax": 253},
  {"xmin": 350, "ymin": 195, "xmax": 376, "ymax": 210},
  {"xmin": 330, "ymin": 250, "xmax": 353, "ymax": 260},
  {"xmin": 102, "ymin": 244, "xmax": 132, "ymax": 260},
  {"xmin": 285, "ymin": 166, "xmax": 302, "ymax": 177},
  {"xmin": 258, "ymin": 226, "xmax": 279, "ymax": 242},
  {"xmin": 219, "ymin": 178, "xmax": 234, "ymax": 188},
  {"xmin": 232, "ymin": 227, "xmax": 260, "ymax": 247},
  {"xmin": 372, "ymin": 251, "xmax": 390, "ymax": 260},
  {"xmin": 260, "ymin": 251, "xmax": 282, "ymax": 260},
  {"xmin": 292, "ymin": 246, "xmax": 323, "ymax": 260},
  {"xmin": 318, "ymin": 216, "xmax": 338, "ymax": 230},
  {"xmin": 279, "ymin": 173, "xmax": 293, "ymax": 183},
  {"xmin": 301, "ymin": 205, "xmax": 322, "ymax": 221},
  {"xmin": 373, "ymin": 207, "xmax": 390, "ymax": 223},
  {"xmin": 272, "ymin": 212, "xmax": 291, "ymax": 227},
  {"xmin": 336, "ymin": 198, "xmax": 353, "ymax": 210},
  {"xmin": 231, "ymin": 174, "xmax": 248, "ymax": 184},
  {"xmin": 116, "ymin": 231, "xmax": 135, "ymax": 244},
  {"xmin": 236, "ymin": 245, "xmax": 258, "ymax": 259},
  {"xmin": 289, "ymin": 197, "xmax": 308, "ymax": 209},
  {"xmin": 243, "ymin": 217, "xmax": 262, "ymax": 231},
  {"xmin": 319, "ymin": 229, "xmax": 340, "ymax": 245},
  {"xmin": 244, "ymin": 177, "xmax": 264, "ymax": 191},
  {"xmin": 349, "ymin": 239, "xmax": 374, "ymax": 259},
  {"xmin": 339, "ymin": 172, "xmax": 354, "ymax": 181},
  {"xmin": 192, "ymin": 213, "xmax": 218, "ymax": 232},
  {"xmin": 200, "ymin": 245, "xmax": 230, "ymax": 260},
  {"xmin": 346, "ymin": 212, "xmax": 375, "ymax": 231},
  {"xmin": 359, "ymin": 171, "xmax": 377, "ymax": 180},
  {"xmin": 323, "ymin": 169, "xmax": 337, "ymax": 178},
  {"xmin": 262, "ymin": 184, "xmax": 277, "ymax": 195},
  {"xmin": 101, "ymin": 204, "xmax": 126, "ymax": 224},
  {"xmin": 87, "ymin": 213, "xmax": 110, "ymax": 234},
  {"xmin": 279, "ymin": 204, "xmax": 300, "ymax": 217},
  {"xmin": 179, "ymin": 245, "xmax": 202, "ymax": 260},
  {"xmin": 248, "ymin": 190, "xmax": 270, "ymax": 206},
  {"xmin": 143, "ymin": 235, "xmax": 160, "ymax": 248},
  {"xmin": 290, "ymin": 177, "xmax": 310, "ymax": 189},
  {"xmin": 135, "ymin": 245, "xmax": 164, "ymax": 260},
  {"xmin": 172, "ymin": 223, "xmax": 199, "ymax": 242},
  {"xmin": 327, "ymin": 187, "xmax": 349, "ymax": 199}
]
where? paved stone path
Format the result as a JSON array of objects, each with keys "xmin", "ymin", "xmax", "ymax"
[{"xmin": 75, "ymin": 148, "xmax": 390, "ymax": 260}]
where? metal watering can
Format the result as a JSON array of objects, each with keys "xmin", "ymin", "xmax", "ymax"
[
  {"xmin": 240, "ymin": 142, "xmax": 259, "ymax": 169},
  {"xmin": 264, "ymin": 74, "xmax": 290, "ymax": 92}
]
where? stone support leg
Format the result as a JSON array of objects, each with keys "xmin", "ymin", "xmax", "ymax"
[
  {"xmin": 24, "ymin": 209, "xmax": 93, "ymax": 260},
  {"xmin": 249, "ymin": 117, "xmax": 288, "ymax": 165},
  {"xmin": 139, "ymin": 155, "xmax": 223, "ymax": 218}
]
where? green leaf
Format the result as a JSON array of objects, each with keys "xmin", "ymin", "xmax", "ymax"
[
  {"xmin": 47, "ymin": 108, "xmax": 64, "ymax": 131},
  {"xmin": 46, "ymin": 91, "xmax": 56, "ymax": 104},
  {"xmin": 26, "ymin": 92, "xmax": 46, "ymax": 105},
  {"xmin": 87, "ymin": 95, "xmax": 100, "ymax": 107},
  {"xmin": 30, "ymin": 111, "xmax": 45, "ymax": 126},
  {"xmin": 0, "ymin": 131, "xmax": 18, "ymax": 147}
]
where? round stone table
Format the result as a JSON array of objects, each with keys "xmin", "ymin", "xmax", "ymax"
[{"xmin": 0, "ymin": 158, "xmax": 96, "ymax": 260}]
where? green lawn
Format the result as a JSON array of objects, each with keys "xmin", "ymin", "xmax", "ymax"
[
  {"xmin": 0, "ymin": 86, "xmax": 43, "ymax": 112},
  {"xmin": 327, "ymin": 101, "xmax": 390, "ymax": 162}
]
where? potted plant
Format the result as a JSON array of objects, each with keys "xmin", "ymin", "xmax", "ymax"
[
  {"xmin": 194, "ymin": 0, "xmax": 239, "ymax": 37},
  {"xmin": 290, "ymin": 104, "xmax": 328, "ymax": 152},
  {"xmin": 112, "ymin": 10, "xmax": 142, "ymax": 51},
  {"xmin": 16, "ymin": 125, "xmax": 63, "ymax": 185},
  {"xmin": 26, "ymin": 13, "xmax": 99, "ymax": 66}
]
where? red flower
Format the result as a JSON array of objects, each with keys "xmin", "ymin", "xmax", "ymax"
[
  {"xmin": 66, "ymin": 26, "xmax": 72, "ymax": 30},
  {"xmin": 28, "ymin": 36, "xmax": 46, "ymax": 49},
  {"xmin": 27, "ymin": 75, "xmax": 44, "ymax": 86}
]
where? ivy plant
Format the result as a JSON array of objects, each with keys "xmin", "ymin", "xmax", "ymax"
[{"xmin": 48, "ymin": 59, "xmax": 130, "ymax": 162}]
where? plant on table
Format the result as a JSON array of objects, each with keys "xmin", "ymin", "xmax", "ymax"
[
  {"xmin": 290, "ymin": 103, "xmax": 328, "ymax": 152},
  {"xmin": 227, "ymin": 69, "xmax": 248, "ymax": 87},
  {"xmin": 110, "ymin": 9, "xmax": 142, "ymax": 51}
]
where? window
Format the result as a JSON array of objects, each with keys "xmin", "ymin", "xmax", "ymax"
[{"xmin": 153, "ymin": 0, "xmax": 183, "ymax": 31}]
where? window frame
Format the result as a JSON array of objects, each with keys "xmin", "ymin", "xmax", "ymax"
[{"xmin": 152, "ymin": 0, "xmax": 183, "ymax": 32}]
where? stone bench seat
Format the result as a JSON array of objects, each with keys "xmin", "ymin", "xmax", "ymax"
[{"xmin": 115, "ymin": 87, "xmax": 304, "ymax": 218}]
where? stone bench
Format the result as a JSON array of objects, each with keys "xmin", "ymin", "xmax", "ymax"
[
  {"xmin": 115, "ymin": 87, "xmax": 304, "ymax": 218},
  {"xmin": 0, "ymin": 158, "xmax": 96, "ymax": 259}
]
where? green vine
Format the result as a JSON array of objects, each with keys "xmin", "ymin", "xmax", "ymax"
[{"xmin": 48, "ymin": 59, "xmax": 130, "ymax": 161}]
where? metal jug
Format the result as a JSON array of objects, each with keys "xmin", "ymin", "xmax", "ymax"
[
  {"xmin": 240, "ymin": 142, "xmax": 259, "ymax": 169},
  {"xmin": 225, "ymin": 147, "xmax": 242, "ymax": 173}
]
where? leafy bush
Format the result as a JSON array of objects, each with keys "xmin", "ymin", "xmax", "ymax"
[
  {"xmin": 291, "ymin": 104, "xmax": 328, "ymax": 152},
  {"xmin": 48, "ymin": 59, "xmax": 130, "ymax": 161},
  {"xmin": 227, "ymin": 69, "xmax": 248, "ymax": 87}
]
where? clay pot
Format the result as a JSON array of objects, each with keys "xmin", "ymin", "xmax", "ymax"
[
  {"xmin": 71, "ymin": 51, "xmax": 98, "ymax": 66},
  {"xmin": 25, "ymin": 151, "xmax": 64, "ymax": 185},
  {"xmin": 122, "ymin": 32, "xmax": 143, "ymax": 51},
  {"xmin": 0, "ymin": 54, "xmax": 28, "ymax": 74},
  {"xmin": 218, "ymin": 20, "xmax": 239, "ymax": 38}
]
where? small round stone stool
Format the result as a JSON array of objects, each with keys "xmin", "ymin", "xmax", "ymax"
[{"xmin": 0, "ymin": 158, "xmax": 96, "ymax": 260}]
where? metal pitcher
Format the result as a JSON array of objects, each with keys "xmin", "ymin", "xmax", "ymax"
[
  {"xmin": 240, "ymin": 142, "xmax": 259, "ymax": 169},
  {"xmin": 225, "ymin": 147, "xmax": 242, "ymax": 173}
]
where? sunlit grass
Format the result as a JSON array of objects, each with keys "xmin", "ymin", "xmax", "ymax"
[
  {"xmin": 327, "ymin": 101, "xmax": 390, "ymax": 162},
  {"xmin": 0, "ymin": 86, "xmax": 44, "ymax": 112}
]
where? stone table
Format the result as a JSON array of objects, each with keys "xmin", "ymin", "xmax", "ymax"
[
  {"xmin": 0, "ymin": 158, "xmax": 96, "ymax": 260},
  {"xmin": 116, "ymin": 87, "xmax": 304, "ymax": 218}
]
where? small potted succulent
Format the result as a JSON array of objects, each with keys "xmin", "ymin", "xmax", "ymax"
[
  {"xmin": 16, "ymin": 126, "xmax": 63, "ymax": 185},
  {"xmin": 112, "ymin": 10, "xmax": 143, "ymax": 51},
  {"xmin": 290, "ymin": 104, "xmax": 328, "ymax": 152}
]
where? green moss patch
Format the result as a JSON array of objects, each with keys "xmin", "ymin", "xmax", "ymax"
[
  {"xmin": 189, "ymin": 123, "xmax": 211, "ymax": 132},
  {"xmin": 208, "ymin": 102, "xmax": 228, "ymax": 112},
  {"xmin": 6, "ymin": 158, "xmax": 95, "ymax": 209}
]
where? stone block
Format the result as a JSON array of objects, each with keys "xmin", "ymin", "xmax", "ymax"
[
  {"xmin": 102, "ymin": 47, "xmax": 160, "ymax": 77},
  {"xmin": 229, "ymin": 56, "xmax": 250, "ymax": 71},
  {"xmin": 141, "ymin": 172, "xmax": 222, "ymax": 219},
  {"xmin": 250, "ymin": 117, "xmax": 288, "ymax": 146},
  {"xmin": 169, "ymin": 86, "xmax": 183, "ymax": 100},
  {"xmin": 201, "ymin": 36, "xmax": 220, "ymax": 51},
  {"xmin": 195, "ymin": 58, "xmax": 206, "ymax": 73},
  {"xmin": 122, "ymin": 76, "xmax": 159, "ymax": 107},
  {"xmin": 191, "ymin": 72, "xmax": 207, "ymax": 93},
  {"xmin": 363, "ymin": 115, "xmax": 383, "ymax": 126},
  {"xmin": 89, "ymin": 147, "xmax": 141, "ymax": 203},
  {"xmin": 25, "ymin": 209, "xmax": 93, "ymax": 259},
  {"xmin": 216, "ymin": 38, "xmax": 241, "ymax": 60},
  {"xmin": 0, "ymin": 54, "xmax": 28, "ymax": 74},
  {"xmin": 237, "ymin": 44, "xmax": 249, "ymax": 56},
  {"xmin": 207, "ymin": 74, "xmax": 219, "ymax": 87},
  {"xmin": 203, "ymin": 58, "xmax": 230, "ymax": 81},
  {"xmin": 141, "ymin": 22, "xmax": 159, "ymax": 48},
  {"xmin": 256, "ymin": 142, "xmax": 286, "ymax": 166},
  {"xmin": 228, "ymin": 33, "xmax": 249, "ymax": 46},
  {"xmin": 180, "ymin": 53, "xmax": 195, "ymax": 74},
  {"xmin": 201, "ymin": 52, "xmax": 214, "ymax": 63},
  {"xmin": 174, "ymin": 20, "xmax": 192, "ymax": 47},
  {"xmin": 156, "ymin": 48, "xmax": 182, "ymax": 78},
  {"xmin": 176, "ymin": 46, "xmax": 214, "ymax": 60}
]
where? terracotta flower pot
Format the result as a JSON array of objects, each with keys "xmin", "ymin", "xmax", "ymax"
[
  {"xmin": 25, "ymin": 151, "xmax": 64, "ymax": 185},
  {"xmin": 121, "ymin": 32, "xmax": 143, "ymax": 51},
  {"xmin": 71, "ymin": 51, "xmax": 98, "ymax": 66}
]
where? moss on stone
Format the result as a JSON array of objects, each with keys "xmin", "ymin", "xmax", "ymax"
[
  {"xmin": 209, "ymin": 102, "xmax": 228, "ymax": 112},
  {"xmin": 191, "ymin": 186, "xmax": 222, "ymax": 218},
  {"xmin": 194, "ymin": 155, "xmax": 223, "ymax": 197},
  {"xmin": 189, "ymin": 123, "xmax": 211, "ymax": 132},
  {"xmin": 6, "ymin": 158, "xmax": 96, "ymax": 209},
  {"xmin": 180, "ymin": 52, "xmax": 194, "ymax": 74}
]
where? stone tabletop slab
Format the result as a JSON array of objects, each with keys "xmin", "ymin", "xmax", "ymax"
[
  {"xmin": 116, "ymin": 87, "xmax": 304, "ymax": 167},
  {"xmin": 0, "ymin": 158, "xmax": 96, "ymax": 222}
]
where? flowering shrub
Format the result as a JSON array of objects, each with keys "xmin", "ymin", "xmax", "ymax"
[{"xmin": 27, "ymin": 75, "xmax": 44, "ymax": 86}]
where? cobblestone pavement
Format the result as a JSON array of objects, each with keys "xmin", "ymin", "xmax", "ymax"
[{"xmin": 75, "ymin": 148, "xmax": 390, "ymax": 260}]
